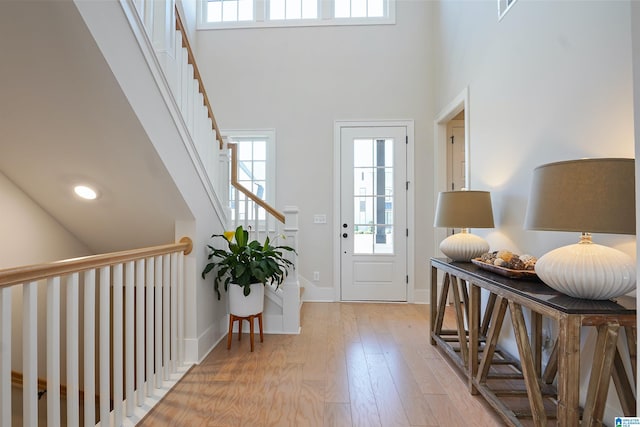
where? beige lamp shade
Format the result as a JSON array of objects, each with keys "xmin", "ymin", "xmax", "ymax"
[
  {"xmin": 434, "ymin": 191, "xmax": 495, "ymax": 229},
  {"xmin": 524, "ymin": 158, "xmax": 637, "ymax": 300},
  {"xmin": 525, "ymin": 158, "xmax": 635, "ymax": 234},
  {"xmin": 434, "ymin": 190, "xmax": 494, "ymax": 261}
]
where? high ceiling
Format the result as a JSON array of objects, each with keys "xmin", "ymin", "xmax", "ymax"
[{"xmin": 0, "ymin": 1, "xmax": 192, "ymax": 253}]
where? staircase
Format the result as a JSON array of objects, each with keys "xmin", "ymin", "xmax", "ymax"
[
  {"xmin": 1, "ymin": 1, "xmax": 302, "ymax": 425},
  {"xmin": 76, "ymin": 0, "xmax": 302, "ymax": 334}
]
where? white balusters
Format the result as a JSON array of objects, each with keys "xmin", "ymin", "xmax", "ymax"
[
  {"xmin": 99, "ymin": 266, "xmax": 110, "ymax": 426},
  {"xmin": 46, "ymin": 277, "xmax": 61, "ymax": 427},
  {"xmin": 125, "ymin": 261, "xmax": 135, "ymax": 415},
  {"xmin": 135, "ymin": 259, "xmax": 145, "ymax": 406},
  {"xmin": 23, "ymin": 281, "xmax": 38, "ymax": 427},
  {"xmin": 0, "ymin": 239, "xmax": 190, "ymax": 425},
  {"xmin": 113, "ymin": 263, "xmax": 123, "ymax": 426},
  {"xmin": 170, "ymin": 253, "xmax": 178, "ymax": 373},
  {"xmin": 163, "ymin": 254, "xmax": 170, "ymax": 380},
  {"xmin": 177, "ymin": 251, "xmax": 185, "ymax": 364},
  {"xmin": 146, "ymin": 257, "xmax": 155, "ymax": 396},
  {"xmin": 84, "ymin": 270, "xmax": 96, "ymax": 427},
  {"xmin": 0, "ymin": 287, "xmax": 10, "ymax": 427},
  {"xmin": 154, "ymin": 256, "xmax": 163, "ymax": 389},
  {"xmin": 66, "ymin": 273, "xmax": 80, "ymax": 427}
]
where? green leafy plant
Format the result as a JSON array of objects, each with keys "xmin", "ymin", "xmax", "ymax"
[{"xmin": 201, "ymin": 225, "xmax": 296, "ymax": 300}]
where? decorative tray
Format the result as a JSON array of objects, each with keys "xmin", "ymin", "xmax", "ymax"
[{"xmin": 471, "ymin": 258, "xmax": 538, "ymax": 279}]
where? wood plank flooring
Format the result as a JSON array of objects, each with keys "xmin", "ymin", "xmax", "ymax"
[{"xmin": 138, "ymin": 303, "xmax": 505, "ymax": 426}]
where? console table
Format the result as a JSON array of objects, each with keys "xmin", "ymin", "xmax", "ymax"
[{"xmin": 430, "ymin": 258, "xmax": 637, "ymax": 427}]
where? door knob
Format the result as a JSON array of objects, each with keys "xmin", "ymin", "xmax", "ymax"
[
  {"xmin": 342, "ymin": 233, "xmax": 348, "ymax": 238},
  {"xmin": 343, "ymin": 223, "xmax": 348, "ymax": 228}
]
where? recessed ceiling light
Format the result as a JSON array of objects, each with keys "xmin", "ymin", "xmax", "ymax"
[{"xmin": 74, "ymin": 185, "xmax": 98, "ymax": 200}]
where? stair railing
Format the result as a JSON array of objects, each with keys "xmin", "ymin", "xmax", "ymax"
[
  {"xmin": 125, "ymin": 1, "xmax": 300, "ymax": 332},
  {"xmin": 174, "ymin": 7, "xmax": 224, "ymax": 149},
  {"xmin": 0, "ymin": 238, "xmax": 193, "ymax": 426}
]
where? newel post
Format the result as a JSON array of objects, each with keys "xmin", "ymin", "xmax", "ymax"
[{"xmin": 282, "ymin": 206, "xmax": 300, "ymax": 333}]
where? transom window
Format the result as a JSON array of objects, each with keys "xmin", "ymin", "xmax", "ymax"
[
  {"xmin": 199, "ymin": 0, "xmax": 394, "ymax": 29},
  {"xmin": 335, "ymin": 0, "xmax": 384, "ymax": 18},
  {"xmin": 270, "ymin": 0, "xmax": 317, "ymax": 20},
  {"xmin": 206, "ymin": 0, "xmax": 253, "ymax": 22}
]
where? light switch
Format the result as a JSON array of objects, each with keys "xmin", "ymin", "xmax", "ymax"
[{"xmin": 313, "ymin": 214, "xmax": 327, "ymax": 224}]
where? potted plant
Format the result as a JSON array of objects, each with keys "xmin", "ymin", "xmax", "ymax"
[{"xmin": 201, "ymin": 225, "xmax": 296, "ymax": 308}]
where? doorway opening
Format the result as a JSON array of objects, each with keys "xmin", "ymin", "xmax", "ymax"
[{"xmin": 434, "ymin": 88, "xmax": 470, "ymax": 257}]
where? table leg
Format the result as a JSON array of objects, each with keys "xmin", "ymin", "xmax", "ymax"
[
  {"xmin": 430, "ymin": 265, "xmax": 438, "ymax": 345},
  {"xmin": 509, "ymin": 301, "xmax": 547, "ymax": 426},
  {"xmin": 434, "ymin": 273, "xmax": 451, "ymax": 338},
  {"xmin": 542, "ymin": 339, "xmax": 558, "ymax": 385},
  {"xmin": 582, "ymin": 322, "xmax": 619, "ymax": 426},
  {"xmin": 469, "ymin": 283, "xmax": 480, "ymax": 394},
  {"xmin": 624, "ymin": 325, "xmax": 637, "ymax": 380},
  {"xmin": 530, "ymin": 311, "xmax": 543, "ymax": 378},
  {"xmin": 612, "ymin": 342, "xmax": 636, "ymax": 416},
  {"xmin": 450, "ymin": 275, "xmax": 468, "ymax": 367},
  {"xmin": 477, "ymin": 296, "xmax": 508, "ymax": 384},
  {"xmin": 557, "ymin": 315, "xmax": 581, "ymax": 427},
  {"xmin": 481, "ymin": 292, "xmax": 497, "ymax": 337}
]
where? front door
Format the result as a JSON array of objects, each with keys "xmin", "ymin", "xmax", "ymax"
[{"xmin": 340, "ymin": 126, "xmax": 407, "ymax": 301}]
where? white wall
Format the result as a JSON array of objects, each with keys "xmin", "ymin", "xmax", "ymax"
[
  {"xmin": 435, "ymin": 0, "xmax": 634, "ymax": 256},
  {"xmin": 196, "ymin": 0, "xmax": 435, "ymax": 301},
  {"xmin": 0, "ymin": 171, "xmax": 92, "ymax": 375},
  {"xmin": 0, "ymin": 172, "xmax": 91, "ymax": 269},
  {"xmin": 434, "ymin": 0, "xmax": 635, "ymax": 419}
]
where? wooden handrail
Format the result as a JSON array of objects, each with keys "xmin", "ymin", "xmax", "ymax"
[
  {"xmin": 174, "ymin": 6, "xmax": 224, "ymax": 149},
  {"xmin": 0, "ymin": 237, "xmax": 192, "ymax": 289},
  {"xmin": 229, "ymin": 143, "xmax": 285, "ymax": 223},
  {"xmin": 171, "ymin": 9, "xmax": 283, "ymax": 224}
]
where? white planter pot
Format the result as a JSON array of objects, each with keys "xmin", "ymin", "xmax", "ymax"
[{"xmin": 228, "ymin": 282, "xmax": 264, "ymax": 317}]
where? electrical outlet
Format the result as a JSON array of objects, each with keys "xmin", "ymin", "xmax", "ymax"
[{"xmin": 313, "ymin": 271, "xmax": 320, "ymax": 281}]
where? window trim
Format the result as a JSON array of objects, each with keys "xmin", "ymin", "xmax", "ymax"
[{"xmin": 198, "ymin": 0, "xmax": 395, "ymax": 30}]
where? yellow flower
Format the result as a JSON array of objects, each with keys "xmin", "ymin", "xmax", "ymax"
[{"xmin": 223, "ymin": 231, "xmax": 235, "ymax": 242}]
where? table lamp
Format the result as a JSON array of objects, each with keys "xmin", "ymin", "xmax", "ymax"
[
  {"xmin": 525, "ymin": 158, "xmax": 636, "ymax": 300},
  {"xmin": 434, "ymin": 190, "xmax": 495, "ymax": 261}
]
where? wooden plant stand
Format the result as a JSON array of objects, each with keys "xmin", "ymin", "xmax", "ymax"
[{"xmin": 227, "ymin": 312, "xmax": 264, "ymax": 352}]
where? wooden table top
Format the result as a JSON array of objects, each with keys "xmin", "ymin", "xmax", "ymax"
[{"xmin": 431, "ymin": 257, "xmax": 636, "ymax": 315}]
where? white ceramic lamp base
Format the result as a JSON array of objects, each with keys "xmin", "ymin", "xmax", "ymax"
[
  {"xmin": 439, "ymin": 232, "xmax": 490, "ymax": 262},
  {"xmin": 535, "ymin": 238, "xmax": 636, "ymax": 300}
]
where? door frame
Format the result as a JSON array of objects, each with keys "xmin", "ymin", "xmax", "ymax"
[
  {"xmin": 333, "ymin": 120, "xmax": 415, "ymax": 302},
  {"xmin": 434, "ymin": 88, "xmax": 470, "ymax": 257}
]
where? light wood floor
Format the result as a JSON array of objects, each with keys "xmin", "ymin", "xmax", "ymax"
[{"xmin": 138, "ymin": 303, "xmax": 505, "ymax": 426}]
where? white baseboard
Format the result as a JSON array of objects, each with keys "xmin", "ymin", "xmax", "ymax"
[
  {"xmin": 183, "ymin": 338, "xmax": 200, "ymax": 364},
  {"xmin": 189, "ymin": 315, "xmax": 228, "ymax": 364},
  {"xmin": 299, "ymin": 275, "xmax": 336, "ymax": 302},
  {"xmin": 413, "ymin": 288, "xmax": 430, "ymax": 304}
]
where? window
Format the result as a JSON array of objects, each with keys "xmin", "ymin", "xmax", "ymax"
[
  {"xmin": 270, "ymin": 0, "xmax": 317, "ymax": 20},
  {"xmin": 224, "ymin": 130, "xmax": 276, "ymax": 222},
  {"xmin": 206, "ymin": 0, "xmax": 253, "ymax": 23},
  {"xmin": 199, "ymin": 0, "xmax": 394, "ymax": 29},
  {"xmin": 335, "ymin": 0, "xmax": 384, "ymax": 18}
]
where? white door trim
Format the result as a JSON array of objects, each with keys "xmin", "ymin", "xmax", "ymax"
[
  {"xmin": 333, "ymin": 120, "xmax": 415, "ymax": 302},
  {"xmin": 434, "ymin": 88, "xmax": 470, "ymax": 257}
]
